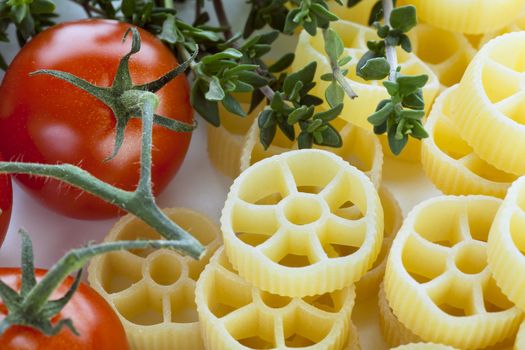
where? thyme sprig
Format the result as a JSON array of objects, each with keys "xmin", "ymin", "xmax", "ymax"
[
  {"xmin": 1, "ymin": 0, "xmax": 429, "ymax": 155},
  {"xmin": 353, "ymin": 0, "xmax": 428, "ymax": 154}
]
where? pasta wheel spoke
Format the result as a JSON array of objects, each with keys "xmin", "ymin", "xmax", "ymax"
[
  {"xmin": 231, "ymin": 200, "xmax": 279, "ymax": 246},
  {"xmin": 87, "ymin": 208, "xmax": 222, "ymax": 350},
  {"xmin": 385, "ymin": 196, "xmax": 522, "ymax": 349},
  {"xmin": 223, "ymin": 149, "xmax": 383, "ymax": 297},
  {"xmin": 195, "ymin": 249, "xmax": 356, "ymax": 350}
]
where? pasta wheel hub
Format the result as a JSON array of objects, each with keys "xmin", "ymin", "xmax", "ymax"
[
  {"xmin": 222, "ymin": 149, "xmax": 384, "ymax": 297},
  {"xmin": 282, "ymin": 194, "xmax": 326, "ymax": 226},
  {"xmin": 384, "ymin": 196, "xmax": 522, "ymax": 349}
]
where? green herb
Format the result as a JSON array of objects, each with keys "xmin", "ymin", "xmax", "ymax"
[
  {"xmin": 1, "ymin": 0, "xmax": 429, "ymax": 155},
  {"xmin": 356, "ymin": 0, "xmax": 428, "ymax": 154}
]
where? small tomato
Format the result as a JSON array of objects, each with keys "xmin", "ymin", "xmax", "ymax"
[
  {"xmin": 0, "ymin": 268, "xmax": 129, "ymax": 350},
  {"xmin": 0, "ymin": 19, "xmax": 193, "ymax": 219}
]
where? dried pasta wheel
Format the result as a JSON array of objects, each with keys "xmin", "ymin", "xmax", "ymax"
[
  {"xmin": 223, "ymin": 149, "xmax": 384, "ymax": 297},
  {"xmin": 207, "ymin": 93, "xmax": 265, "ymax": 178},
  {"xmin": 409, "ymin": 24, "xmax": 476, "ymax": 88},
  {"xmin": 397, "ymin": 0, "xmax": 525, "ymax": 34},
  {"xmin": 454, "ymin": 32, "xmax": 525, "ymax": 175},
  {"xmin": 384, "ymin": 195, "xmax": 523, "ymax": 349},
  {"xmin": 391, "ymin": 344, "xmax": 458, "ymax": 350},
  {"xmin": 292, "ymin": 20, "xmax": 439, "ymax": 131},
  {"xmin": 240, "ymin": 116, "xmax": 383, "ymax": 188},
  {"xmin": 488, "ymin": 177, "xmax": 525, "ymax": 312},
  {"xmin": 379, "ymin": 283, "xmax": 421, "ymax": 348},
  {"xmin": 421, "ymin": 85, "xmax": 518, "ymax": 198},
  {"xmin": 327, "ymin": 0, "xmax": 377, "ymax": 26},
  {"xmin": 195, "ymin": 248, "xmax": 358, "ymax": 350},
  {"xmin": 515, "ymin": 320, "xmax": 525, "ymax": 349},
  {"xmin": 356, "ymin": 188, "xmax": 403, "ymax": 300},
  {"xmin": 87, "ymin": 208, "xmax": 222, "ymax": 350}
]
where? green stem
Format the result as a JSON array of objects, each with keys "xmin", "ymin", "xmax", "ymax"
[
  {"xmin": 382, "ymin": 0, "xmax": 398, "ymax": 81},
  {"xmin": 21, "ymin": 240, "xmax": 188, "ymax": 316},
  {"xmin": 322, "ymin": 29, "xmax": 358, "ymax": 100}
]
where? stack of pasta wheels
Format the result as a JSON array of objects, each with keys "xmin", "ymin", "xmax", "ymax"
[
  {"xmin": 421, "ymin": 32, "xmax": 525, "ymax": 198},
  {"xmin": 196, "ymin": 149, "xmax": 396, "ymax": 349}
]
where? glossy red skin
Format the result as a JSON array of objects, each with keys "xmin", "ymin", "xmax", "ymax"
[
  {"xmin": 0, "ymin": 20, "xmax": 193, "ymax": 219},
  {"xmin": 0, "ymin": 268, "xmax": 129, "ymax": 350},
  {"xmin": 0, "ymin": 154, "xmax": 13, "ymax": 246}
]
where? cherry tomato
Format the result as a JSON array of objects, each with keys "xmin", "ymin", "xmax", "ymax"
[
  {"xmin": 0, "ymin": 268, "xmax": 129, "ymax": 350},
  {"xmin": 0, "ymin": 154, "xmax": 12, "ymax": 247},
  {"xmin": 0, "ymin": 20, "xmax": 193, "ymax": 219}
]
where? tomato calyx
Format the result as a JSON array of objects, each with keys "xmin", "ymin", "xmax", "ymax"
[
  {"xmin": 0, "ymin": 229, "xmax": 190, "ymax": 336},
  {"xmin": 30, "ymin": 27, "xmax": 198, "ymax": 161}
]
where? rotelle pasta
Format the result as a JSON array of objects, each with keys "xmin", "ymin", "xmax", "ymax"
[
  {"xmin": 384, "ymin": 195, "xmax": 522, "ymax": 349},
  {"xmin": 327, "ymin": 0, "xmax": 377, "ymax": 26},
  {"xmin": 222, "ymin": 149, "xmax": 384, "ymax": 297},
  {"xmin": 356, "ymin": 187, "xmax": 403, "ymax": 300},
  {"xmin": 391, "ymin": 344, "xmax": 458, "ymax": 350},
  {"xmin": 453, "ymin": 32, "xmax": 525, "ymax": 176},
  {"xmin": 421, "ymin": 85, "xmax": 517, "ymax": 198},
  {"xmin": 207, "ymin": 93, "xmax": 265, "ymax": 178},
  {"xmin": 398, "ymin": 0, "xmax": 525, "ymax": 35},
  {"xmin": 195, "ymin": 248, "xmax": 360, "ymax": 350},
  {"xmin": 292, "ymin": 20, "xmax": 439, "ymax": 131},
  {"xmin": 240, "ymin": 117, "xmax": 383, "ymax": 188},
  {"xmin": 87, "ymin": 208, "xmax": 222, "ymax": 350},
  {"xmin": 378, "ymin": 283, "xmax": 420, "ymax": 348},
  {"xmin": 408, "ymin": 24, "xmax": 476, "ymax": 89},
  {"xmin": 487, "ymin": 177, "xmax": 525, "ymax": 312}
]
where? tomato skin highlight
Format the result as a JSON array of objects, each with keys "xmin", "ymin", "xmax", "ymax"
[
  {"xmin": 0, "ymin": 154, "xmax": 13, "ymax": 247},
  {"xmin": 0, "ymin": 19, "xmax": 193, "ymax": 219},
  {"xmin": 0, "ymin": 268, "xmax": 129, "ymax": 350}
]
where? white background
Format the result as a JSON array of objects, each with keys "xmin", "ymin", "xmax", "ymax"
[{"xmin": 0, "ymin": 1, "xmax": 441, "ymax": 348}]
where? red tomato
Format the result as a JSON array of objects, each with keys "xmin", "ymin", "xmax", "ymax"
[
  {"xmin": 0, "ymin": 268, "xmax": 129, "ymax": 350},
  {"xmin": 0, "ymin": 20, "xmax": 193, "ymax": 219},
  {"xmin": 0, "ymin": 154, "xmax": 12, "ymax": 246}
]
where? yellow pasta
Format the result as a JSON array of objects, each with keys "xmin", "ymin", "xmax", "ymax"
[
  {"xmin": 240, "ymin": 116, "xmax": 383, "ymax": 188},
  {"xmin": 454, "ymin": 32, "xmax": 525, "ymax": 176},
  {"xmin": 222, "ymin": 149, "xmax": 384, "ymax": 297},
  {"xmin": 327, "ymin": 0, "xmax": 377, "ymax": 26},
  {"xmin": 421, "ymin": 85, "xmax": 518, "ymax": 198},
  {"xmin": 409, "ymin": 24, "xmax": 476, "ymax": 89},
  {"xmin": 378, "ymin": 283, "xmax": 421, "ymax": 348},
  {"xmin": 515, "ymin": 320, "xmax": 525, "ymax": 350},
  {"xmin": 478, "ymin": 8, "xmax": 525, "ymax": 47},
  {"xmin": 398, "ymin": 0, "xmax": 525, "ymax": 35},
  {"xmin": 487, "ymin": 177, "xmax": 525, "ymax": 312},
  {"xmin": 207, "ymin": 93, "xmax": 265, "ymax": 178},
  {"xmin": 292, "ymin": 20, "xmax": 439, "ymax": 131},
  {"xmin": 87, "ymin": 208, "xmax": 222, "ymax": 350},
  {"xmin": 384, "ymin": 195, "xmax": 522, "ymax": 349},
  {"xmin": 391, "ymin": 344, "xmax": 458, "ymax": 350},
  {"xmin": 195, "ymin": 248, "xmax": 359, "ymax": 350},
  {"xmin": 356, "ymin": 187, "xmax": 402, "ymax": 300}
]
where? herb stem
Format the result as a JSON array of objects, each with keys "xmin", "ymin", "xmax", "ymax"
[
  {"xmin": 382, "ymin": 0, "xmax": 398, "ymax": 81},
  {"xmin": 212, "ymin": 0, "xmax": 233, "ymax": 40}
]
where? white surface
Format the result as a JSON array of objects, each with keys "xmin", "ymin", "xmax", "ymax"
[{"xmin": 0, "ymin": 2, "xmax": 442, "ymax": 348}]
